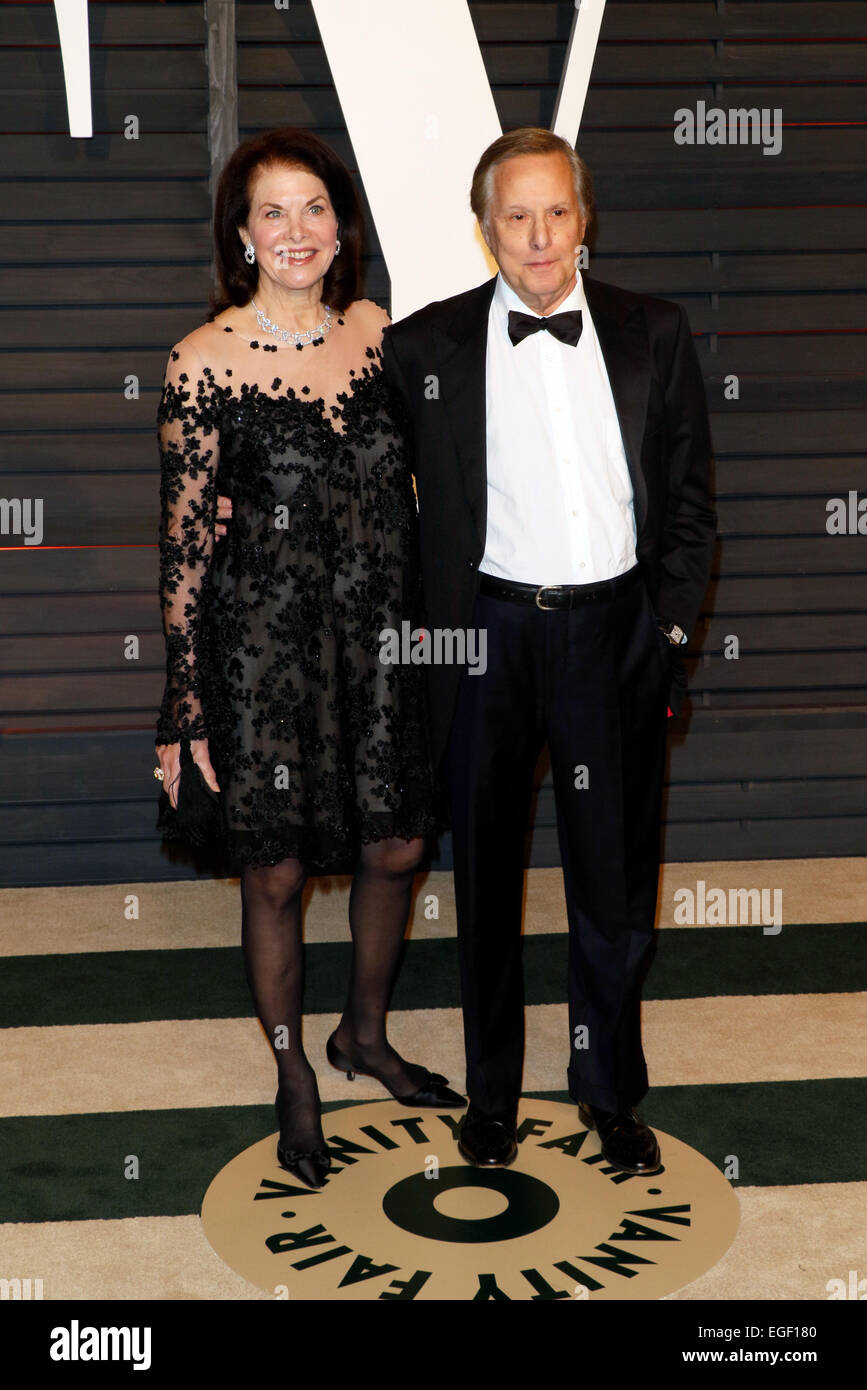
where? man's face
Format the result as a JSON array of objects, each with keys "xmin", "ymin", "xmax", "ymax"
[{"xmin": 482, "ymin": 151, "xmax": 587, "ymax": 315}]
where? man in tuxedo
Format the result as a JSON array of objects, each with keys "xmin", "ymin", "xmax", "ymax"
[{"xmin": 380, "ymin": 127, "xmax": 716, "ymax": 1172}]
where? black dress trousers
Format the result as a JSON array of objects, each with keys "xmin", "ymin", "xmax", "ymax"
[{"xmin": 442, "ymin": 566, "xmax": 671, "ymax": 1116}]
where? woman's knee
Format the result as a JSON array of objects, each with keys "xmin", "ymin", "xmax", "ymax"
[
  {"xmin": 359, "ymin": 835, "xmax": 426, "ymax": 878},
  {"xmin": 240, "ymin": 855, "xmax": 307, "ymax": 911}
]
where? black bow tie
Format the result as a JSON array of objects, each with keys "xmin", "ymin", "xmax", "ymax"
[{"xmin": 507, "ymin": 308, "xmax": 583, "ymax": 347}]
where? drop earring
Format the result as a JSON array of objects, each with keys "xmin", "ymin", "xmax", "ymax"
[
  {"xmin": 244, "ymin": 242, "xmax": 256, "ymax": 265},
  {"xmin": 334, "ymin": 239, "xmax": 341, "ymax": 256}
]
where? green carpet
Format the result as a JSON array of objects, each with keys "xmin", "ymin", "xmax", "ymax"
[{"xmin": 1, "ymin": 922, "xmax": 864, "ymax": 1027}]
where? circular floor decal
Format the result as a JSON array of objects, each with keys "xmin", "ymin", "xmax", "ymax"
[{"xmin": 201, "ymin": 1099, "xmax": 740, "ymax": 1300}]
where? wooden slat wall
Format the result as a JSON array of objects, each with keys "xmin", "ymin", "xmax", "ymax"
[
  {"xmin": 0, "ymin": 0, "xmax": 211, "ymax": 885},
  {"xmin": 0, "ymin": 1, "xmax": 864, "ymax": 884}
]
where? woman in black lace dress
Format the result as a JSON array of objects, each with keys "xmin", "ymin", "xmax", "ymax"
[{"xmin": 154, "ymin": 129, "xmax": 464, "ymax": 1188}]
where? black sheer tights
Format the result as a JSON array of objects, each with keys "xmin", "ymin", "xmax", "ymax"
[{"xmin": 239, "ymin": 835, "xmax": 425, "ymax": 1154}]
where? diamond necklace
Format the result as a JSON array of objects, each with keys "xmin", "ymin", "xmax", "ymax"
[{"xmin": 250, "ymin": 298, "xmax": 333, "ymax": 347}]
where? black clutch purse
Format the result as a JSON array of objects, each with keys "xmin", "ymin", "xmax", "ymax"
[{"xmin": 156, "ymin": 736, "xmax": 226, "ymax": 846}]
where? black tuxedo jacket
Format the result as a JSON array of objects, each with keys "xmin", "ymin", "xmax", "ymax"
[{"xmin": 381, "ymin": 272, "xmax": 717, "ymax": 767}]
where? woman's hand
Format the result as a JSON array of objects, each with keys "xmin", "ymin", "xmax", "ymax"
[
  {"xmin": 215, "ymin": 494, "xmax": 233, "ymax": 538},
  {"xmin": 155, "ymin": 738, "xmax": 221, "ymax": 809}
]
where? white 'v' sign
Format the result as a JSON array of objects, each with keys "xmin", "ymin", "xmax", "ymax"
[
  {"xmin": 53, "ymin": 0, "xmax": 92, "ymax": 138},
  {"xmin": 311, "ymin": 0, "xmax": 606, "ymax": 317},
  {"xmin": 52, "ymin": 0, "xmax": 607, "ymax": 317}
]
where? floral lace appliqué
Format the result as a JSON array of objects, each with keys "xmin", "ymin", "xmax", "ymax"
[{"xmin": 156, "ymin": 349, "xmax": 436, "ymax": 869}]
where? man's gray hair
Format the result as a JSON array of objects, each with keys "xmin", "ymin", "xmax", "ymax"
[{"xmin": 470, "ymin": 127, "xmax": 595, "ymax": 234}]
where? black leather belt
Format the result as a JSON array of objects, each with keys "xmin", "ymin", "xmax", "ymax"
[{"xmin": 478, "ymin": 564, "xmax": 641, "ymax": 610}]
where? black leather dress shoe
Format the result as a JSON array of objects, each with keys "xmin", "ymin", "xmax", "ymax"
[
  {"xmin": 457, "ymin": 1103, "xmax": 518, "ymax": 1166},
  {"xmin": 578, "ymin": 1102, "xmax": 660, "ymax": 1173}
]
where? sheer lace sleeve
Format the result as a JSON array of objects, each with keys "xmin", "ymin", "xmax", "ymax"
[{"xmin": 155, "ymin": 338, "xmax": 219, "ymax": 746}]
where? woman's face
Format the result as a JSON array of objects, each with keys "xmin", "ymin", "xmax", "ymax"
[{"xmin": 239, "ymin": 162, "xmax": 340, "ymax": 294}]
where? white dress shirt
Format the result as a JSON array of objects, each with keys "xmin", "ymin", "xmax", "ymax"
[{"xmin": 480, "ymin": 271, "xmax": 637, "ymax": 584}]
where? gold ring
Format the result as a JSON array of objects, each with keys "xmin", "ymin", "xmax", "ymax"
[{"xmin": 154, "ymin": 767, "xmax": 164, "ymax": 781}]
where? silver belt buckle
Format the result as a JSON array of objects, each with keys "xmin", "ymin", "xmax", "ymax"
[{"xmin": 535, "ymin": 585, "xmax": 557, "ymax": 610}]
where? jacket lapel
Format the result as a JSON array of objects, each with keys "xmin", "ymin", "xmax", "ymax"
[
  {"xmin": 582, "ymin": 273, "xmax": 651, "ymax": 536},
  {"xmin": 434, "ymin": 276, "xmax": 497, "ymax": 553}
]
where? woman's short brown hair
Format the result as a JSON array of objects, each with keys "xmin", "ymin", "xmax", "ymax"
[
  {"xmin": 470, "ymin": 127, "xmax": 595, "ymax": 234},
  {"xmin": 211, "ymin": 128, "xmax": 364, "ymax": 315}
]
